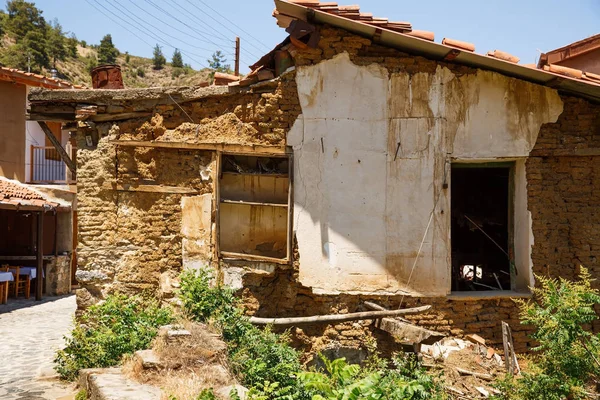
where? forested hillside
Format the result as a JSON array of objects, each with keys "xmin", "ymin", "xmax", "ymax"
[{"xmin": 0, "ymin": 0, "xmax": 216, "ymax": 87}]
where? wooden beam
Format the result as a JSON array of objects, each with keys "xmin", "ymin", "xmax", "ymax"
[
  {"xmin": 37, "ymin": 121, "xmax": 76, "ymax": 175},
  {"xmin": 102, "ymin": 183, "xmax": 199, "ymax": 194},
  {"xmin": 249, "ymin": 305, "xmax": 432, "ymax": 326},
  {"xmin": 89, "ymin": 112, "xmax": 152, "ymax": 122},
  {"xmin": 28, "ymin": 113, "xmax": 75, "ymax": 122},
  {"xmin": 36, "ymin": 211, "xmax": 43, "ymax": 301},
  {"xmin": 220, "ymin": 251, "xmax": 289, "ymax": 265},
  {"xmin": 112, "ymin": 140, "xmax": 288, "ymax": 155}
]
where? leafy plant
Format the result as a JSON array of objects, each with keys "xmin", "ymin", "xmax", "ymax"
[
  {"xmin": 180, "ymin": 270, "xmax": 303, "ymax": 397},
  {"xmin": 54, "ymin": 294, "xmax": 172, "ymax": 380},
  {"xmin": 299, "ymin": 354, "xmax": 443, "ymax": 400},
  {"xmin": 493, "ymin": 267, "xmax": 600, "ymax": 400},
  {"xmin": 98, "ymin": 34, "xmax": 119, "ymax": 64},
  {"xmin": 197, "ymin": 388, "xmax": 217, "ymax": 400}
]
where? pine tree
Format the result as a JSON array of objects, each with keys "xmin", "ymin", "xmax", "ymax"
[
  {"xmin": 172, "ymin": 48, "xmax": 183, "ymax": 68},
  {"xmin": 4, "ymin": 0, "xmax": 46, "ymax": 41},
  {"xmin": 97, "ymin": 34, "xmax": 119, "ymax": 65},
  {"xmin": 152, "ymin": 44, "xmax": 166, "ymax": 70},
  {"xmin": 207, "ymin": 50, "xmax": 230, "ymax": 73},
  {"xmin": 47, "ymin": 19, "xmax": 67, "ymax": 67}
]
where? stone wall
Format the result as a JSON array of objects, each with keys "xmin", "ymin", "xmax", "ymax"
[{"xmin": 45, "ymin": 254, "xmax": 72, "ymax": 296}]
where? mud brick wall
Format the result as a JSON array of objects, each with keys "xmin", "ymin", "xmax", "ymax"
[
  {"xmin": 236, "ymin": 26, "xmax": 599, "ymax": 354},
  {"xmin": 75, "ymin": 74, "xmax": 302, "ymax": 311},
  {"xmin": 527, "ymin": 96, "xmax": 600, "ymax": 331}
]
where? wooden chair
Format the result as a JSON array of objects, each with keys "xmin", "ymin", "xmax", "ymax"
[
  {"xmin": 0, "ymin": 266, "xmax": 9, "ymax": 304},
  {"xmin": 9, "ymin": 266, "xmax": 31, "ymax": 299}
]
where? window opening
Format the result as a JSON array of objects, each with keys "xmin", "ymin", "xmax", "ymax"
[
  {"xmin": 218, "ymin": 154, "xmax": 291, "ymax": 262},
  {"xmin": 451, "ymin": 164, "xmax": 513, "ymax": 291}
]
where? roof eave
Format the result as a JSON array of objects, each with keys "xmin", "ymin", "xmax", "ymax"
[{"xmin": 275, "ymin": 0, "xmax": 600, "ymax": 103}]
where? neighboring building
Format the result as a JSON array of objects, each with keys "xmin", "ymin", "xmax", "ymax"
[
  {"xmin": 0, "ymin": 67, "xmax": 81, "ymax": 297},
  {"xmin": 538, "ymin": 33, "xmax": 600, "ymax": 76},
  {"xmin": 28, "ymin": 0, "xmax": 600, "ymax": 351}
]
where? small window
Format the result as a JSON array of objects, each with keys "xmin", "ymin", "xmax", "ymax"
[
  {"xmin": 451, "ymin": 164, "xmax": 513, "ymax": 291},
  {"xmin": 217, "ymin": 154, "xmax": 292, "ymax": 263}
]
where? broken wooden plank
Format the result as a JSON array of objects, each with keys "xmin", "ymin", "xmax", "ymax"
[
  {"xmin": 37, "ymin": 121, "xmax": 76, "ymax": 175},
  {"xmin": 220, "ymin": 251, "xmax": 289, "ymax": 265},
  {"xmin": 249, "ymin": 305, "xmax": 432, "ymax": 326},
  {"xmin": 90, "ymin": 112, "xmax": 152, "ymax": 122},
  {"xmin": 111, "ymin": 140, "xmax": 287, "ymax": 155},
  {"xmin": 365, "ymin": 301, "xmax": 445, "ymax": 345},
  {"xmin": 456, "ymin": 367, "xmax": 493, "ymax": 381},
  {"xmin": 502, "ymin": 321, "xmax": 520, "ymax": 375}
]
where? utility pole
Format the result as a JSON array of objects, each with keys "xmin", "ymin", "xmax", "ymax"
[{"xmin": 235, "ymin": 37, "xmax": 240, "ymax": 76}]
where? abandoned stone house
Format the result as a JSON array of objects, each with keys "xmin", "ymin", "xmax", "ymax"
[{"xmin": 28, "ymin": 0, "xmax": 600, "ymax": 352}]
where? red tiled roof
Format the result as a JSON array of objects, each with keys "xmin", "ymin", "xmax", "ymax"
[
  {"xmin": 0, "ymin": 178, "xmax": 63, "ymax": 210},
  {"xmin": 0, "ymin": 67, "xmax": 84, "ymax": 89},
  {"xmin": 274, "ymin": 0, "xmax": 600, "ymax": 93},
  {"xmin": 539, "ymin": 34, "xmax": 600, "ymax": 67}
]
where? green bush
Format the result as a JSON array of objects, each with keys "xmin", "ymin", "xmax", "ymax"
[
  {"xmin": 55, "ymin": 294, "xmax": 172, "ymax": 381},
  {"xmin": 180, "ymin": 270, "xmax": 304, "ymax": 396},
  {"xmin": 492, "ymin": 267, "xmax": 600, "ymax": 400},
  {"xmin": 136, "ymin": 67, "xmax": 145, "ymax": 78},
  {"xmin": 179, "ymin": 270, "xmax": 444, "ymax": 400},
  {"xmin": 298, "ymin": 353, "xmax": 444, "ymax": 400}
]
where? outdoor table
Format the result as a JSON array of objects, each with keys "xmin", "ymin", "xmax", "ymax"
[
  {"xmin": 9, "ymin": 267, "xmax": 43, "ymax": 279},
  {"xmin": 0, "ymin": 271, "xmax": 14, "ymax": 304}
]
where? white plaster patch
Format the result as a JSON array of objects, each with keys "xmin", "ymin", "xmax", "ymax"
[{"xmin": 293, "ymin": 54, "xmax": 565, "ymax": 296}]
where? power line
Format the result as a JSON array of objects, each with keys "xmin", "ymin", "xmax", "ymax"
[
  {"xmin": 124, "ymin": 0, "xmax": 230, "ymax": 49},
  {"xmin": 91, "ymin": 0, "xmax": 210, "ymax": 69},
  {"xmin": 84, "ymin": 0, "xmax": 154, "ymax": 48},
  {"xmin": 140, "ymin": 0, "xmax": 228, "ymax": 51},
  {"xmin": 178, "ymin": 0, "xmax": 268, "ymax": 58},
  {"xmin": 107, "ymin": 0, "xmax": 215, "ymax": 54},
  {"xmin": 190, "ymin": 0, "xmax": 271, "ymax": 53},
  {"xmin": 167, "ymin": 0, "xmax": 259, "ymax": 66}
]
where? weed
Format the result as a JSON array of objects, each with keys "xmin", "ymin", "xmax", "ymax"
[
  {"xmin": 54, "ymin": 294, "xmax": 172, "ymax": 381},
  {"xmin": 492, "ymin": 267, "xmax": 600, "ymax": 399}
]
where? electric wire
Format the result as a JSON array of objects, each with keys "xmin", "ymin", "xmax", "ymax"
[
  {"xmin": 141, "ymin": 0, "xmax": 228, "ymax": 51},
  {"xmin": 192, "ymin": 0, "xmax": 271, "ymax": 52},
  {"xmin": 170, "ymin": 0, "xmax": 263, "ymax": 62},
  {"xmin": 167, "ymin": 0, "xmax": 258, "ymax": 68},
  {"xmin": 89, "ymin": 0, "xmax": 210, "ymax": 69},
  {"xmin": 84, "ymin": 0, "xmax": 154, "ymax": 48},
  {"xmin": 106, "ymin": 0, "xmax": 215, "ymax": 53},
  {"xmin": 124, "ymin": 0, "xmax": 231, "ymax": 49}
]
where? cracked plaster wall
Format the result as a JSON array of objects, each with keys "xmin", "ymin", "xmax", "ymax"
[{"xmin": 289, "ymin": 52, "xmax": 563, "ymax": 296}]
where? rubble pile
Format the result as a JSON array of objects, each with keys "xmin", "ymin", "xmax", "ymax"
[{"xmin": 421, "ymin": 334, "xmax": 507, "ymax": 399}]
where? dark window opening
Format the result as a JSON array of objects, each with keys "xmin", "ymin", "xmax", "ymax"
[
  {"xmin": 451, "ymin": 165, "xmax": 512, "ymax": 291},
  {"xmin": 218, "ymin": 154, "xmax": 291, "ymax": 262}
]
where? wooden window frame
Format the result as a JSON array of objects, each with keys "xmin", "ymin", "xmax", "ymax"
[{"xmin": 216, "ymin": 151, "xmax": 293, "ymax": 265}]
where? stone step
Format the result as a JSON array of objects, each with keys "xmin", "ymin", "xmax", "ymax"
[{"xmin": 79, "ymin": 368, "xmax": 162, "ymax": 400}]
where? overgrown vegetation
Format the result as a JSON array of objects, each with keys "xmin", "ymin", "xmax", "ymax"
[
  {"xmin": 492, "ymin": 268, "xmax": 600, "ymax": 400},
  {"xmin": 55, "ymin": 294, "xmax": 172, "ymax": 381},
  {"xmin": 179, "ymin": 269, "xmax": 445, "ymax": 400}
]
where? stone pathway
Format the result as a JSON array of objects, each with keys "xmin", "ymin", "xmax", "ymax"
[{"xmin": 0, "ymin": 295, "xmax": 77, "ymax": 400}]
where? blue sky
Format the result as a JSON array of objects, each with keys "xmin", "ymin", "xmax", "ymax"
[{"xmin": 18, "ymin": 0, "xmax": 600, "ymax": 73}]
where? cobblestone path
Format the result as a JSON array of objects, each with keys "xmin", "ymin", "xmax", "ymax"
[{"xmin": 0, "ymin": 295, "xmax": 77, "ymax": 400}]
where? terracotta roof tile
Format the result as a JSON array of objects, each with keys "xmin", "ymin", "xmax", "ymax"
[
  {"xmin": 0, "ymin": 67, "xmax": 80, "ymax": 89},
  {"xmin": 285, "ymin": 0, "xmax": 412, "ymax": 33},
  {"xmin": 487, "ymin": 50, "xmax": 520, "ymax": 64},
  {"xmin": 274, "ymin": 0, "xmax": 600, "ymax": 93},
  {"xmin": 442, "ymin": 38, "xmax": 475, "ymax": 52},
  {"xmin": 0, "ymin": 178, "xmax": 62, "ymax": 210},
  {"xmin": 543, "ymin": 64, "xmax": 583, "ymax": 79}
]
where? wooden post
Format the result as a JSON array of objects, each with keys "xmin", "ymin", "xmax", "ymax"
[
  {"xmin": 36, "ymin": 211, "xmax": 43, "ymax": 301},
  {"xmin": 37, "ymin": 121, "xmax": 76, "ymax": 176},
  {"xmin": 234, "ymin": 37, "xmax": 240, "ymax": 77}
]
